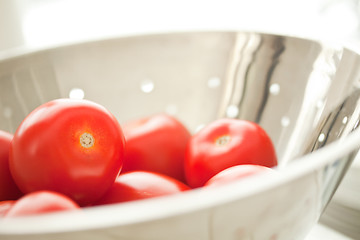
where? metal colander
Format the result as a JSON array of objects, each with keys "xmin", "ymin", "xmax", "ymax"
[{"xmin": 1, "ymin": 32, "xmax": 360, "ymax": 240}]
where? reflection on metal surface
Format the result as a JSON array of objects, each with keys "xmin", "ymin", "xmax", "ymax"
[
  {"xmin": 306, "ymin": 89, "xmax": 360, "ymax": 210},
  {"xmin": 216, "ymin": 32, "xmax": 359, "ymax": 168},
  {"xmin": 213, "ymin": 32, "xmax": 360, "ymax": 217},
  {"xmin": 0, "ymin": 61, "xmax": 60, "ymax": 132}
]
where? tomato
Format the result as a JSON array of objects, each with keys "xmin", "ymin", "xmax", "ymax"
[
  {"xmin": 204, "ymin": 164, "xmax": 276, "ymax": 187},
  {"xmin": 185, "ymin": 119, "xmax": 278, "ymax": 188},
  {"xmin": 121, "ymin": 114, "xmax": 191, "ymax": 182},
  {"xmin": 9, "ymin": 99, "xmax": 125, "ymax": 206},
  {"xmin": 0, "ymin": 200, "xmax": 15, "ymax": 217},
  {"xmin": 0, "ymin": 130, "xmax": 22, "ymax": 201},
  {"xmin": 4, "ymin": 191, "xmax": 79, "ymax": 217},
  {"xmin": 95, "ymin": 171, "xmax": 190, "ymax": 205}
]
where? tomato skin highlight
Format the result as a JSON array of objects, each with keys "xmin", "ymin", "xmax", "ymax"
[
  {"xmin": 9, "ymin": 99, "xmax": 125, "ymax": 206},
  {"xmin": 95, "ymin": 171, "xmax": 190, "ymax": 205},
  {"xmin": 4, "ymin": 191, "xmax": 79, "ymax": 217},
  {"xmin": 204, "ymin": 164, "xmax": 276, "ymax": 187},
  {"xmin": 0, "ymin": 130, "xmax": 23, "ymax": 201},
  {"xmin": 185, "ymin": 119, "xmax": 278, "ymax": 188},
  {"xmin": 122, "ymin": 114, "xmax": 191, "ymax": 183}
]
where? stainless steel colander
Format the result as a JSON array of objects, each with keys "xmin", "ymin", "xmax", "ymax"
[{"xmin": 1, "ymin": 31, "xmax": 360, "ymax": 240}]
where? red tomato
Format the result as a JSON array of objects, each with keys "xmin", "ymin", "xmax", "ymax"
[
  {"xmin": 95, "ymin": 171, "xmax": 190, "ymax": 205},
  {"xmin": 204, "ymin": 164, "xmax": 276, "ymax": 187},
  {"xmin": 0, "ymin": 130, "xmax": 22, "ymax": 201},
  {"xmin": 9, "ymin": 99, "xmax": 125, "ymax": 206},
  {"xmin": 4, "ymin": 191, "xmax": 79, "ymax": 217},
  {"xmin": 0, "ymin": 200, "xmax": 15, "ymax": 217},
  {"xmin": 185, "ymin": 119, "xmax": 278, "ymax": 188},
  {"xmin": 122, "ymin": 114, "xmax": 191, "ymax": 182}
]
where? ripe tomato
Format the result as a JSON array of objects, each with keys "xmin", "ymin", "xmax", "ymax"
[
  {"xmin": 95, "ymin": 171, "xmax": 190, "ymax": 205},
  {"xmin": 4, "ymin": 191, "xmax": 79, "ymax": 217},
  {"xmin": 204, "ymin": 164, "xmax": 276, "ymax": 187},
  {"xmin": 0, "ymin": 200, "xmax": 15, "ymax": 217},
  {"xmin": 9, "ymin": 99, "xmax": 125, "ymax": 206},
  {"xmin": 185, "ymin": 119, "xmax": 278, "ymax": 188},
  {"xmin": 121, "ymin": 114, "xmax": 191, "ymax": 182},
  {"xmin": 0, "ymin": 130, "xmax": 22, "ymax": 201}
]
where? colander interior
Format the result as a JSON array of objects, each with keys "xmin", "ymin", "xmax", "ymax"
[
  {"xmin": 1, "ymin": 32, "xmax": 359, "ymax": 164},
  {"xmin": 1, "ymin": 31, "xmax": 360, "ymax": 239}
]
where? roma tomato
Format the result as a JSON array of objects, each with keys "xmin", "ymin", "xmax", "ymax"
[
  {"xmin": 95, "ymin": 171, "xmax": 190, "ymax": 205},
  {"xmin": 9, "ymin": 99, "xmax": 125, "ymax": 206},
  {"xmin": 0, "ymin": 200, "xmax": 15, "ymax": 217},
  {"xmin": 185, "ymin": 119, "xmax": 277, "ymax": 188},
  {"xmin": 204, "ymin": 164, "xmax": 276, "ymax": 187},
  {"xmin": 4, "ymin": 191, "xmax": 79, "ymax": 217},
  {"xmin": 0, "ymin": 130, "xmax": 22, "ymax": 201},
  {"xmin": 122, "ymin": 114, "xmax": 191, "ymax": 182}
]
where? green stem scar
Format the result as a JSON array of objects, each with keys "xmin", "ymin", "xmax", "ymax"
[{"xmin": 80, "ymin": 133, "xmax": 94, "ymax": 148}]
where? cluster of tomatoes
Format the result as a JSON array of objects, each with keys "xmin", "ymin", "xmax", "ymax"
[{"xmin": 0, "ymin": 98, "xmax": 278, "ymax": 217}]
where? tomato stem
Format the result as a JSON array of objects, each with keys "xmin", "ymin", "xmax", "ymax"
[
  {"xmin": 80, "ymin": 133, "xmax": 94, "ymax": 148},
  {"xmin": 215, "ymin": 135, "xmax": 231, "ymax": 146}
]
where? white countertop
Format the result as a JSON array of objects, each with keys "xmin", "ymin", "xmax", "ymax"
[{"xmin": 306, "ymin": 223, "xmax": 353, "ymax": 240}]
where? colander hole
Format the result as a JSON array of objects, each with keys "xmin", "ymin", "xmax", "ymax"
[
  {"xmin": 69, "ymin": 88, "xmax": 85, "ymax": 99},
  {"xmin": 140, "ymin": 79, "xmax": 155, "ymax": 93},
  {"xmin": 316, "ymin": 100, "xmax": 324, "ymax": 109},
  {"xmin": 226, "ymin": 105, "xmax": 239, "ymax": 118},
  {"xmin": 3, "ymin": 107, "xmax": 12, "ymax": 118},
  {"xmin": 342, "ymin": 116, "xmax": 348, "ymax": 124},
  {"xmin": 165, "ymin": 104, "xmax": 178, "ymax": 115},
  {"xmin": 318, "ymin": 133, "xmax": 326, "ymax": 142},
  {"xmin": 269, "ymin": 83, "xmax": 280, "ymax": 95},
  {"xmin": 281, "ymin": 116, "xmax": 290, "ymax": 127},
  {"xmin": 207, "ymin": 77, "xmax": 221, "ymax": 88}
]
